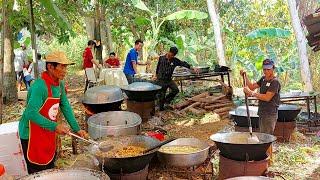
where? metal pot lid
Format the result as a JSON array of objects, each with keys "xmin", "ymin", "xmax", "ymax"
[
  {"xmin": 122, "ymin": 82, "xmax": 161, "ymax": 91},
  {"xmin": 18, "ymin": 168, "xmax": 110, "ymax": 180},
  {"xmin": 279, "ymin": 104, "xmax": 301, "ymax": 111},
  {"xmin": 83, "ymin": 85, "xmax": 124, "ymax": 104},
  {"xmin": 88, "ymin": 111, "xmax": 142, "ymax": 129},
  {"xmin": 231, "ymin": 106, "xmax": 259, "ymax": 117}
]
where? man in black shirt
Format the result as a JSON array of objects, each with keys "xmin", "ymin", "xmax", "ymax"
[{"xmin": 154, "ymin": 47, "xmax": 196, "ymax": 111}]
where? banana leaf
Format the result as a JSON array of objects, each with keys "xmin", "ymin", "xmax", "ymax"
[
  {"xmin": 164, "ymin": 10, "xmax": 208, "ymax": 21},
  {"xmin": 246, "ymin": 28, "xmax": 291, "ymax": 39}
]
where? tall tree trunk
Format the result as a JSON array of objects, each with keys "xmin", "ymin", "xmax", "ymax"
[
  {"xmin": 287, "ymin": 0, "xmax": 313, "ymax": 91},
  {"xmin": 100, "ymin": 6, "xmax": 107, "ymax": 60},
  {"xmin": 94, "ymin": 2, "xmax": 102, "ymax": 64},
  {"xmin": 85, "ymin": 17, "xmax": 95, "ymax": 40},
  {"xmin": 0, "ymin": 0, "xmax": 6, "ymax": 123},
  {"xmin": 28, "ymin": 0, "xmax": 38, "ymax": 78},
  {"xmin": 105, "ymin": 15, "xmax": 113, "ymax": 53},
  {"xmin": 206, "ymin": 0, "xmax": 227, "ymax": 66},
  {"xmin": 3, "ymin": 2, "xmax": 17, "ymax": 104}
]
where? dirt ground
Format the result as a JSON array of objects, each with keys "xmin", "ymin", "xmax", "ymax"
[{"xmin": 2, "ymin": 72, "xmax": 320, "ymax": 179}]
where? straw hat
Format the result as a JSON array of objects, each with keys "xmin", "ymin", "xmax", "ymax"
[{"xmin": 45, "ymin": 51, "xmax": 75, "ymax": 65}]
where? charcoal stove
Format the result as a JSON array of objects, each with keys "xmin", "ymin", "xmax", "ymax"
[{"xmin": 103, "ymin": 165, "xmax": 149, "ymax": 180}]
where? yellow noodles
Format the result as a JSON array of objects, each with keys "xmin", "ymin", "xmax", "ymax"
[{"xmin": 159, "ymin": 145, "xmax": 200, "ymax": 154}]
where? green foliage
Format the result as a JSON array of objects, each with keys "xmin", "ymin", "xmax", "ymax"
[
  {"xmin": 164, "ymin": 10, "xmax": 208, "ymax": 21},
  {"xmin": 246, "ymin": 28, "xmax": 291, "ymax": 39}
]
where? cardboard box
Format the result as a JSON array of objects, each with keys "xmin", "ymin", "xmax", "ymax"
[{"xmin": 0, "ymin": 121, "xmax": 28, "ymax": 178}]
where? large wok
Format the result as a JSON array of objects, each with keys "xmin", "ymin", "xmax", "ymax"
[
  {"xmin": 90, "ymin": 135, "xmax": 160, "ymax": 174},
  {"xmin": 210, "ymin": 132, "xmax": 276, "ymax": 161},
  {"xmin": 278, "ymin": 104, "xmax": 301, "ymax": 122},
  {"xmin": 82, "ymin": 85, "xmax": 124, "ymax": 113},
  {"xmin": 18, "ymin": 168, "xmax": 110, "ymax": 180},
  {"xmin": 229, "ymin": 106, "xmax": 259, "ymax": 128},
  {"xmin": 121, "ymin": 82, "xmax": 162, "ymax": 102},
  {"xmin": 157, "ymin": 138, "xmax": 210, "ymax": 167}
]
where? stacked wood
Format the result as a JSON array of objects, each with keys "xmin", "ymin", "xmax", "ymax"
[
  {"xmin": 175, "ymin": 92, "xmax": 234, "ymax": 118},
  {"xmin": 303, "ymin": 10, "xmax": 320, "ymax": 51}
]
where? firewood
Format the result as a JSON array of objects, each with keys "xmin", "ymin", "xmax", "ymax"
[
  {"xmin": 188, "ymin": 107, "xmax": 206, "ymax": 115},
  {"xmin": 204, "ymin": 102, "xmax": 234, "ymax": 110},
  {"xmin": 191, "ymin": 91, "xmax": 210, "ymax": 100},
  {"xmin": 181, "ymin": 102, "xmax": 201, "ymax": 112},
  {"xmin": 174, "ymin": 100, "xmax": 192, "ymax": 110},
  {"xmin": 214, "ymin": 107, "xmax": 233, "ymax": 114}
]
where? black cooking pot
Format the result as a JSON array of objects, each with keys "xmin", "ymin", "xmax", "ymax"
[
  {"xmin": 278, "ymin": 104, "xmax": 301, "ymax": 122},
  {"xmin": 82, "ymin": 85, "xmax": 124, "ymax": 114},
  {"xmin": 91, "ymin": 135, "xmax": 160, "ymax": 174},
  {"xmin": 229, "ymin": 111, "xmax": 260, "ymax": 128},
  {"xmin": 121, "ymin": 82, "xmax": 161, "ymax": 102},
  {"xmin": 210, "ymin": 132, "xmax": 276, "ymax": 161}
]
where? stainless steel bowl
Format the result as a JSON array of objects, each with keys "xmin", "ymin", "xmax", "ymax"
[
  {"xmin": 122, "ymin": 82, "xmax": 161, "ymax": 91},
  {"xmin": 18, "ymin": 168, "xmax": 110, "ymax": 180},
  {"xmin": 88, "ymin": 111, "xmax": 142, "ymax": 140},
  {"xmin": 83, "ymin": 85, "xmax": 124, "ymax": 104},
  {"xmin": 157, "ymin": 138, "xmax": 210, "ymax": 167}
]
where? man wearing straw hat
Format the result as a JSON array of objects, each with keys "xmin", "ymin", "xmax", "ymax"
[{"xmin": 18, "ymin": 51, "xmax": 87, "ymax": 174}]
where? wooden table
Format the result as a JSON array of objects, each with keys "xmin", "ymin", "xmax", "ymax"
[
  {"xmin": 172, "ymin": 71, "xmax": 231, "ymax": 92},
  {"xmin": 249, "ymin": 92, "xmax": 319, "ymax": 121}
]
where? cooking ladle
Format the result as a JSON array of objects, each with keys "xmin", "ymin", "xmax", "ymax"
[
  {"xmin": 242, "ymin": 73, "xmax": 259, "ymax": 143},
  {"xmin": 143, "ymin": 138, "xmax": 176, "ymax": 154},
  {"xmin": 68, "ymin": 132, "xmax": 113, "ymax": 152}
]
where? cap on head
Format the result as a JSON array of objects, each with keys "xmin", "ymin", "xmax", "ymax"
[
  {"xmin": 46, "ymin": 51, "xmax": 75, "ymax": 65},
  {"xmin": 262, "ymin": 59, "xmax": 274, "ymax": 69}
]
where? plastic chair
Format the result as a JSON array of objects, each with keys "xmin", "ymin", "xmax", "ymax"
[{"xmin": 84, "ymin": 68, "xmax": 103, "ymax": 92}]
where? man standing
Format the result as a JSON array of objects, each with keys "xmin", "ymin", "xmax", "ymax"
[
  {"xmin": 123, "ymin": 39, "xmax": 146, "ymax": 84},
  {"xmin": 241, "ymin": 59, "xmax": 281, "ymax": 134},
  {"xmin": 154, "ymin": 47, "xmax": 196, "ymax": 111},
  {"xmin": 28, "ymin": 53, "xmax": 46, "ymax": 80},
  {"xmin": 18, "ymin": 51, "xmax": 87, "ymax": 174},
  {"xmin": 14, "ymin": 44, "xmax": 28, "ymax": 91}
]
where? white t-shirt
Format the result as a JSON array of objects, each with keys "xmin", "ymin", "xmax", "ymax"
[
  {"xmin": 28, "ymin": 60, "xmax": 46, "ymax": 79},
  {"xmin": 14, "ymin": 49, "xmax": 28, "ymax": 72}
]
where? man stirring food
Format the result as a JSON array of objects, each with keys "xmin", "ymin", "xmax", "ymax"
[
  {"xmin": 241, "ymin": 59, "xmax": 281, "ymax": 134},
  {"xmin": 18, "ymin": 51, "xmax": 87, "ymax": 174}
]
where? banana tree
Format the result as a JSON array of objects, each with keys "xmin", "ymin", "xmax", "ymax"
[{"xmin": 131, "ymin": 0, "xmax": 208, "ymax": 55}]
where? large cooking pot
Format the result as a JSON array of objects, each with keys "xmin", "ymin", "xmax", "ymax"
[
  {"xmin": 82, "ymin": 85, "xmax": 124, "ymax": 113},
  {"xmin": 278, "ymin": 104, "xmax": 301, "ymax": 122},
  {"xmin": 90, "ymin": 135, "xmax": 160, "ymax": 174},
  {"xmin": 157, "ymin": 138, "xmax": 210, "ymax": 167},
  {"xmin": 210, "ymin": 132, "xmax": 276, "ymax": 161},
  {"xmin": 88, "ymin": 111, "xmax": 142, "ymax": 140},
  {"xmin": 226, "ymin": 176, "xmax": 271, "ymax": 180},
  {"xmin": 121, "ymin": 82, "xmax": 161, "ymax": 102},
  {"xmin": 229, "ymin": 106, "xmax": 259, "ymax": 128},
  {"xmin": 18, "ymin": 168, "xmax": 110, "ymax": 180}
]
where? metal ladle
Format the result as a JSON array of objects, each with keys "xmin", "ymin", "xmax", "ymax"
[{"xmin": 68, "ymin": 132, "xmax": 113, "ymax": 152}]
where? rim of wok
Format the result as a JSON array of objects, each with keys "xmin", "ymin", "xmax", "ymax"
[
  {"xmin": 210, "ymin": 132, "xmax": 276, "ymax": 145},
  {"xmin": 94, "ymin": 135, "xmax": 160, "ymax": 159},
  {"xmin": 121, "ymin": 84, "xmax": 162, "ymax": 92},
  {"xmin": 229, "ymin": 110, "xmax": 259, "ymax": 118},
  {"xmin": 18, "ymin": 167, "xmax": 110, "ymax": 180},
  {"xmin": 158, "ymin": 138, "xmax": 210, "ymax": 155}
]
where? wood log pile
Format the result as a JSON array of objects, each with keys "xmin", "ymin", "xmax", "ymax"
[
  {"xmin": 304, "ymin": 9, "xmax": 320, "ymax": 52},
  {"xmin": 174, "ymin": 91, "xmax": 234, "ymax": 119}
]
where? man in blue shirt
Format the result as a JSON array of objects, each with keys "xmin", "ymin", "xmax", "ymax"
[{"xmin": 123, "ymin": 39, "xmax": 146, "ymax": 84}]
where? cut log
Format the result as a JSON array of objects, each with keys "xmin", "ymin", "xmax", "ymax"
[
  {"xmin": 204, "ymin": 102, "xmax": 234, "ymax": 110},
  {"xmin": 214, "ymin": 106, "xmax": 232, "ymax": 114},
  {"xmin": 190, "ymin": 91, "xmax": 210, "ymax": 100},
  {"xmin": 188, "ymin": 107, "xmax": 206, "ymax": 115},
  {"xmin": 174, "ymin": 100, "xmax": 192, "ymax": 110},
  {"xmin": 181, "ymin": 102, "xmax": 201, "ymax": 113}
]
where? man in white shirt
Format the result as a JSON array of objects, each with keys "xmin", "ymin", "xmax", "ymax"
[
  {"xmin": 28, "ymin": 53, "xmax": 46, "ymax": 80},
  {"xmin": 14, "ymin": 44, "xmax": 28, "ymax": 91}
]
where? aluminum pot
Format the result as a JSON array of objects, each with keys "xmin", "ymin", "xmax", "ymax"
[
  {"xmin": 82, "ymin": 85, "xmax": 124, "ymax": 113},
  {"xmin": 157, "ymin": 138, "xmax": 210, "ymax": 167},
  {"xmin": 18, "ymin": 168, "xmax": 110, "ymax": 180},
  {"xmin": 229, "ymin": 106, "xmax": 259, "ymax": 128},
  {"xmin": 121, "ymin": 82, "xmax": 162, "ymax": 102},
  {"xmin": 88, "ymin": 111, "xmax": 142, "ymax": 140}
]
